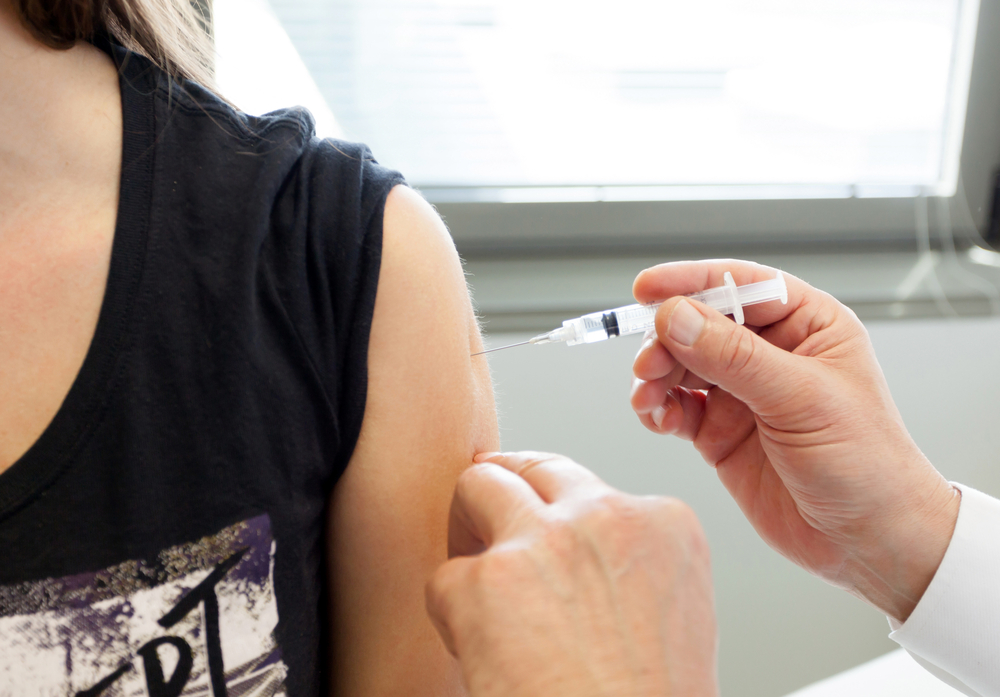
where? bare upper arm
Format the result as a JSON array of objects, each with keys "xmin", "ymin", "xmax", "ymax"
[{"xmin": 325, "ymin": 185, "xmax": 499, "ymax": 696}]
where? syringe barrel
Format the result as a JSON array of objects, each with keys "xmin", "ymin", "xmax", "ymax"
[
  {"xmin": 557, "ymin": 271, "xmax": 784, "ymax": 347},
  {"xmin": 608, "ymin": 303, "xmax": 659, "ymax": 337},
  {"xmin": 562, "ymin": 303, "xmax": 661, "ymax": 346},
  {"xmin": 561, "ymin": 312, "xmax": 610, "ymax": 346},
  {"xmin": 688, "ymin": 286, "xmax": 732, "ymax": 313}
]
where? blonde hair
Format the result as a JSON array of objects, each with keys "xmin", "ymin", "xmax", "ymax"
[{"xmin": 16, "ymin": 0, "xmax": 216, "ymax": 88}]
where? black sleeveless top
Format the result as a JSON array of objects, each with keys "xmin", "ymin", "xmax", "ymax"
[{"xmin": 0, "ymin": 40, "xmax": 403, "ymax": 696}]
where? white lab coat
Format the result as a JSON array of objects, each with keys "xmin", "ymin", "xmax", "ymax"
[{"xmin": 887, "ymin": 484, "xmax": 1000, "ymax": 697}]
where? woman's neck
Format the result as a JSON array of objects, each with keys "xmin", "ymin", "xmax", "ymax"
[{"xmin": 0, "ymin": 2, "xmax": 122, "ymax": 241}]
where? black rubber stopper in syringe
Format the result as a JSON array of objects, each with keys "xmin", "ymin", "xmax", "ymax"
[{"xmin": 601, "ymin": 312, "xmax": 621, "ymax": 338}]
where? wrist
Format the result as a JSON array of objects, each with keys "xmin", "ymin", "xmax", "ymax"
[{"xmin": 847, "ymin": 475, "xmax": 961, "ymax": 623}]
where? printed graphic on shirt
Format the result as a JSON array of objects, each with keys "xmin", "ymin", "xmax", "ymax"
[{"xmin": 0, "ymin": 514, "xmax": 287, "ymax": 696}]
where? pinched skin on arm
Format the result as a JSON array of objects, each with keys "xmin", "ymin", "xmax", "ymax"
[
  {"xmin": 426, "ymin": 452, "xmax": 719, "ymax": 697},
  {"xmin": 326, "ymin": 186, "xmax": 499, "ymax": 696}
]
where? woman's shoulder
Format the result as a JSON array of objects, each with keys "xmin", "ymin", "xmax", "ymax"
[
  {"xmin": 99, "ymin": 37, "xmax": 393, "ymax": 192},
  {"xmin": 156, "ymin": 78, "xmax": 380, "ymax": 174},
  {"xmin": 146, "ymin": 76, "xmax": 404, "ymax": 221}
]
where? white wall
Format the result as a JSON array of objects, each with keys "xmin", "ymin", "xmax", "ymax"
[{"xmin": 481, "ymin": 315, "xmax": 1000, "ymax": 697}]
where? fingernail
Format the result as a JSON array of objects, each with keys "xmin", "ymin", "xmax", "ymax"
[
  {"xmin": 651, "ymin": 406, "xmax": 667, "ymax": 429},
  {"xmin": 668, "ymin": 300, "xmax": 705, "ymax": 347},
  {"xmin": 474, "ymin": 452, "xmax": 502, "ymax": 463}
]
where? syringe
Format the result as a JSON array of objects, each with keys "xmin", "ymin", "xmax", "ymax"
[{"xmin": 474, "ymin": 271, "xmax": 787, "ymax": 355}]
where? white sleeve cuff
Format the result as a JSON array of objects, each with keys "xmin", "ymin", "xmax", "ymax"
[{"xmin": 887, "ymin": 483, "xmax": 1000, "ymax": 697}]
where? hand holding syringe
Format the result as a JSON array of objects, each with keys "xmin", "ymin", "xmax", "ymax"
[{"xmin": 473, "ymin": 271, "xmax": 787, "ymax": 355}]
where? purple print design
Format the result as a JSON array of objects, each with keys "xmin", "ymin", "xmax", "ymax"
[{"xmin": 0, "ymin": 515, "xmax": 287, "ymax": 696}]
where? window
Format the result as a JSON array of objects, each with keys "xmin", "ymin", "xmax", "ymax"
[
  {"xmin": 222, "ymin": 0, "xmax": 1000, "ymax": 250},
  {"xmin": 265, "ymin": 0, "xmax": 979, "ymax": 200}
]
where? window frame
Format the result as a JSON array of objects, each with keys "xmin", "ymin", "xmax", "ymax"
[{"xmin": 430, "ymin": 0, "xmax": 1000, "ymax": 257}]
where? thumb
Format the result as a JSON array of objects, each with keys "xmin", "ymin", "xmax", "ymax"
[{"xmin": 657, "ymin": 297, "xmax": 804, "ymax": 411}]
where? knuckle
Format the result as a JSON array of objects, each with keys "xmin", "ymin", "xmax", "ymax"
[
  {"xmin": 840, "ymin": 302, "xmax": 862, "ymax": 326},
  {"xmin": 588, "ymin": 492, "xmax": 639, "ymax": 526},
  {"xmin": 426, "ymin": 562, "xmax": 462, "ymax": 617},
  {"xmin": 578, "ymin": 493, "xmax": 649, "ymax": 548},
  {"xmin": 844, "ymin": 311, "xmax": 873, "ymax": 345},
  {"xmin": 451, "ymin": 473, "xmax": 475, "ymax": 510},
  {"xmin": 719, "ymin": 327, "xmax": 757, "ymax": 377},
  {"xmin": 516, "ymin": 451, "xmax": 566, "ymax": 474},
  {"xmin": 537, "ymin": 517, "xmax": 582, "ymax": 557},
  {"xmin": 454, "ymin": 462, "xmax": 492, "ymax": 498},
  {"xmin": 534, "ymin": 509, "xmax": 612, "ymax": 568},
  {"xmin": 456, "ymin": 464, "xmax": 482, "ymax": 489},
  {"xmin": 659, "ymin": 496, "xmax": 700, "ymax": 532},
  {"xmin": 428, "ymin": 554, "xmax": 513, "ymax": 620},
  {"xmin": 475, "ymin": 545, "xmax": 532, "ymax": 589},
  {"xmin": 475, "ymin": 548, "xmax": 510, "ymax": 579},
  {"xmin": 514, "ymin": 450, "xmax": 561, "ymax": 463},
  {"xmin": 543, "ymin": 492, "xmax": 692, "ymax": 563},
  {"xmin": 660, "ymin": 497, "xmax": 712, "ymax": 559}
]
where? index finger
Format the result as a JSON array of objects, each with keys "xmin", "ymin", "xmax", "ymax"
[
  {"xmin": 448, "ymin": 463, "xmax": 544, "ymax": 558},
  {"xmin": 475, "ymin": 451, "xmax": 609, "ymax": 504},
  {"xmin": 632, "ymin": 259, "xmax": 812, "ymax": 328}
]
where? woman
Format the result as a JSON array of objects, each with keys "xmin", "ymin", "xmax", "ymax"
[{"xmin": 0, "ymin": 1, "xmax": 498, "ymax": 694}]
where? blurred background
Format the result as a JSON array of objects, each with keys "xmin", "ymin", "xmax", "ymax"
[{"xmin": 208, "ymin": 1, "xmax": 1000, "ymax": 694}]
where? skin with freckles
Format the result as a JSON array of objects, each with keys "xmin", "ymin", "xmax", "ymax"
[
  {"xmin": 426, "ymin": 451, "xmax": 719, "ymax": 697},
  {"xmin": 629, "ymin": 259, "xmax": 960, "ymax": 623}
]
